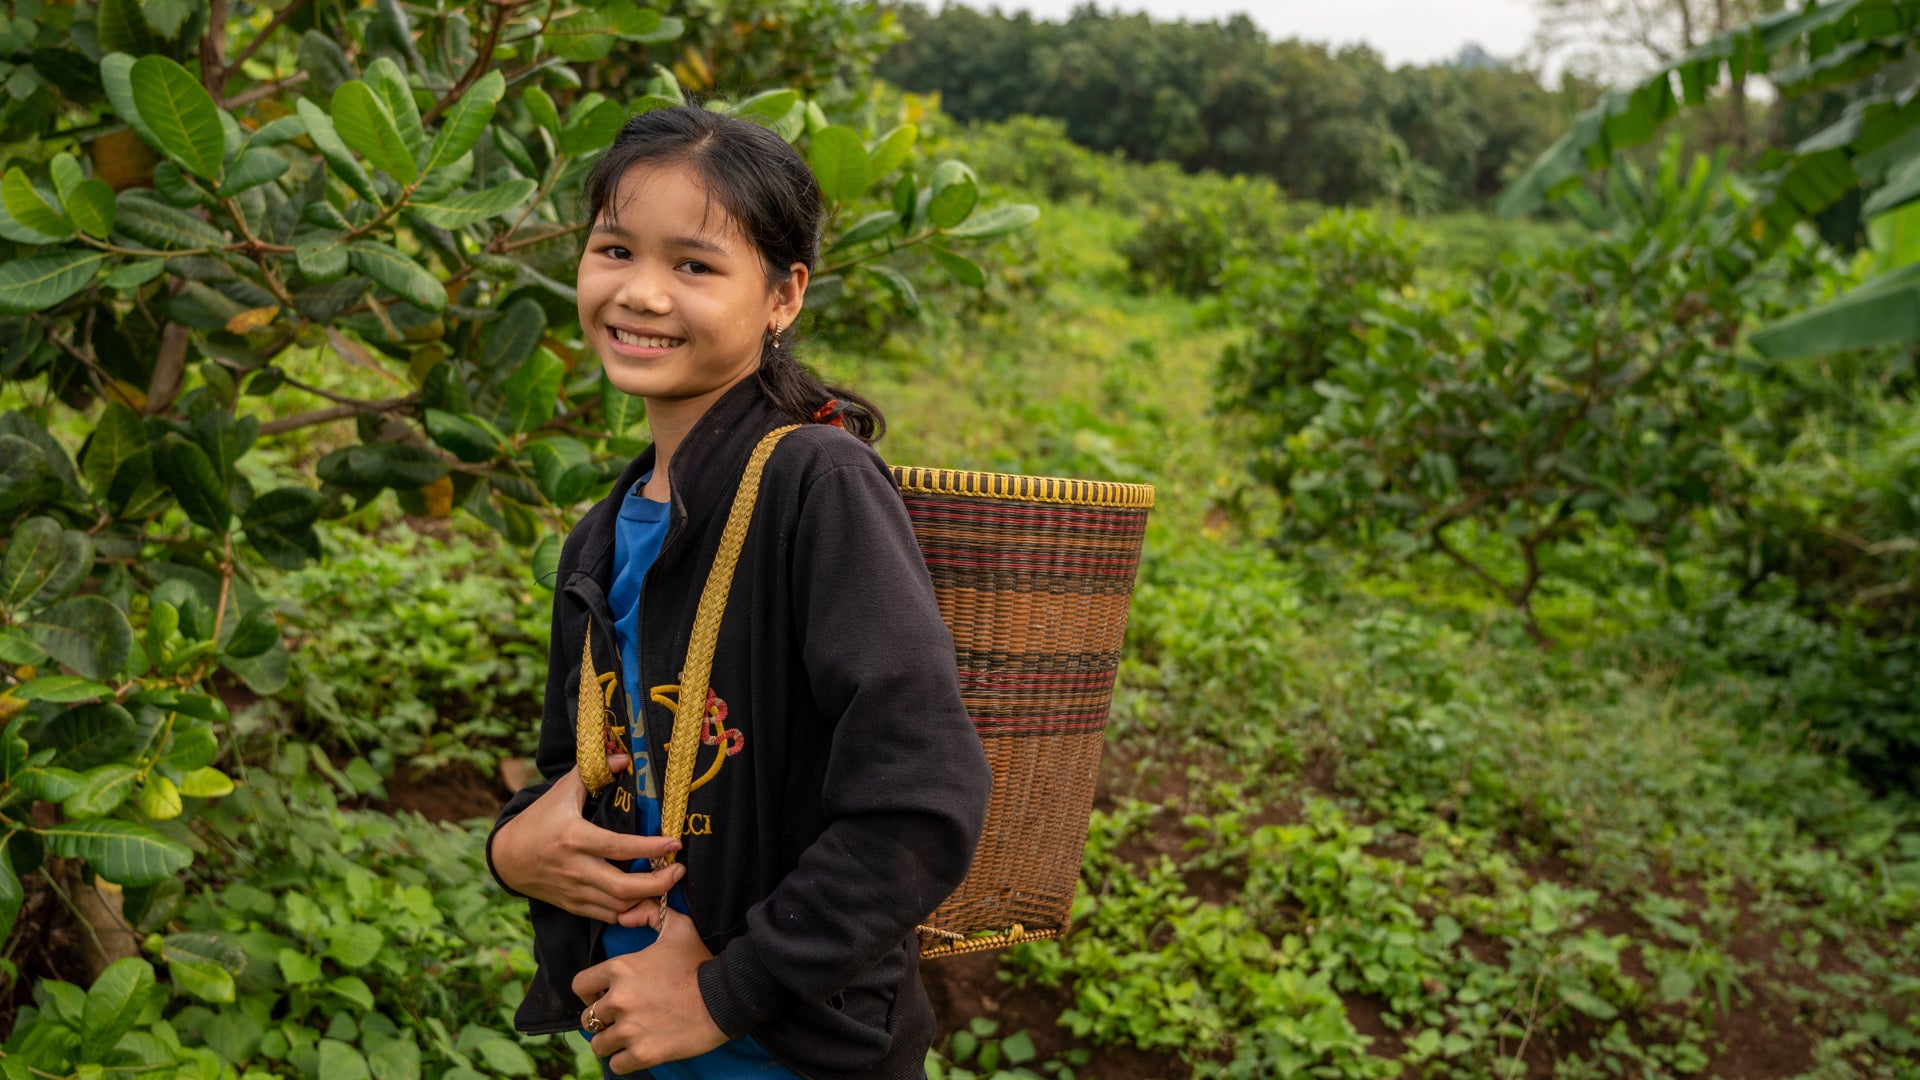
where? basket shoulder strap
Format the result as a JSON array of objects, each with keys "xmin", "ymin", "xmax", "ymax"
[{"xmin": 657, "ymin": 424, "xmax": 800, "ymax": 858}]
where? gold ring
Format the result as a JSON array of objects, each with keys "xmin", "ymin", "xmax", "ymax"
[{"xmin": 584, "ymin": 1004, "xmax": 604, "ymax": 1034}]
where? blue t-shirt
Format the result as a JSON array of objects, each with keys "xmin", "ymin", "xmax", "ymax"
[{"xmin": 588, "ymin": 479, "xmax": 798, "ymax": 1079}]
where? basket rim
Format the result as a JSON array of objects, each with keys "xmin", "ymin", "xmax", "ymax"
[{"xmin": 890, "ymin": 466, "xmax": 1156, "ymax": 510}]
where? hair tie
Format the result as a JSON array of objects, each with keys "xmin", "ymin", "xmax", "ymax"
[{"xmin": 811, "ymin": 399, "xmax": 846, "ymax": 429}]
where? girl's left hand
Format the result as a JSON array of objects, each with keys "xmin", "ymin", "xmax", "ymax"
[{"xmin": 574, "ymin": 912, "xmax": 728, "ymax": 1072}]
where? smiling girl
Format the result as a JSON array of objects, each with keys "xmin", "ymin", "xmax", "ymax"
[{"xmin": 484, "ymin": 107, "xmax": 991, "ymax": 1080}]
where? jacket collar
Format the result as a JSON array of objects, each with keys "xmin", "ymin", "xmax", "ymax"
[{"xmin": 566, "ymin": 375, "xmax": 790, "ymax": 590}]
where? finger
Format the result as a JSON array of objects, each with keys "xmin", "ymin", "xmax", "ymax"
[
  {"xmin": 572, "ymin": 958, "xmax": 615, "ymax": 1003},
  {"xmin": 615, "ymin": 896, "xmax": 667, "ymax": 928},
  {"xmin": 607, "ymin": 752, "xmax": 632, "ymax": 775},
  {"xmin": 603, "ymin": 863, "xmax": 685, "ymax": 904},
  {"xmin": 577, "ymin": 826, "xmax": 683, "ymax": 864},
  {"xmin": 553, "ymin": 766, "xmax": 587, "ymax": 809}
]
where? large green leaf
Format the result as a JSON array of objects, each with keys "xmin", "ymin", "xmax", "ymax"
[
  {"xmin": 863, "ymin": 263, "xmax": 920, "ymax": 314},
  {"xmin": 943, "ymin": 204, "xmax": 1040, "ymax": 239},
  {"xmin": 424, "ymin": 69, "xmax": 504, "ymax": 176},
  {"xmin": 46, "ymin": 702, "xmax": 137, "ymax": 770},
  {"xmin": 0, "ymin": 251, "xmax": 106, "ymax": 315},
  {"xmin": 44, "ymin": 819, "xmax": 190, "ymax": 886},
  {"xmin": 241, "ymin": 486, "xmax": 324, "ymax": 570},
  {"xmin": 155, "ymin": 433, "xmax": 233, "ymax": 532},
  {"xmin": 363, "ymin": 57, "xmax": 424, "ymax": 163},
  {"xmin": 1750, "ymin": 260, "xmax": 1920, "ymax": 358},
  {"xmin": 159, "ymin": 931, "xmax": 244, "ymax": 1003},
  {"xmin": 80, "ymin": 957, "xmax": 158, "ymax": 1063},
  {"xmin": 22, "ymin": 595, "xmax": 133, "ymax": 679},
  {"xmin": 560, "ymin": 99, "xmax": 627, "ymax": 157},
  {"xmin": 332, "ymin": 81, "xmax": 419, "ymax": 186},
  {"xmin": 409, "ymin": 179, "xmax": 537, "ymax": 227},
  {"xmin": 66, "ymin": 178, "xmax": 118, "ymax": 239},
  {"xmin": 296, "ymin": 98, "xmax": 382, "ymax": 205},
  {"xmin": 347, "ymin": 241, "xmax": 446, "ymax": 311},
  {"xmin": 0, "ymin": 841, "xmax": 21, "ymax": 945},
  {"xmin": 129, "ymin": 55, "xmax": 226, "ymax": 181},
  {"xmin": 81, "ymin": 401, "xmax": 150, "ymax": 497},
  {"xmin": 807, "ymin": 126, "xmax": 871, "ymax": 203},
  {"xmin": 3, "ymin": 168, "xmax": 74, "ymax": 240},
  {"xmin": 0, "ymin": 516, "xmax": 92, "ymax": 608},
  {"xmin": 925, "ymin": 161, "xmax": 979, "ymax": 229},
  {"xmin": 868, "ymin": 124, "xmax": 917, "ymax": 177},
  {"xmin": 316, "ymin": 443, "xmax": 451, "ymax": 490},
  {"xmin": 97, "ymin": 0, "xmax": 154, "ymax": 55},
  {"xmin": 527, "ymin": 437, "xmax": 595, "ymax": 504},
  {"xmin": 544, "ymin": 0, "xmax": 665, "ymax": 61},
  {"xmin": 295, "ymin": 231, "xmax": 350, "ymax": 283},
  {"xmin": 826, "ymin": 211, "xmax": 899, "ymax": 254},
  {"xmin": 480, "ymin": 297, "xmax": 546, "ymax": 376},
  {"xmin": 423, "ymin": 409, "xmax": 502, "ymax": 463},
  {"xmin": 600, "ymin": 374, "xmax": 644, "ymax": 434},
  {"xmin": 930, "ymin": 247, "xmax": 986, "ymax": 288},
  {"xmin": 493, "ymin": 348, "xmax": 565, "ymax": 435},
  {"xmin": 116, "ymin": 190, "xmax": 228, "ymax": 249},
  {"xmin": 99, "ymin": 53, "xmax": 163, "ymax": 150},
  {"xmin": 214, "ymin": 148, "xmax": 290, "ymax": 198},
  {"xmin": 63, "ymin": 762, "xmax": 140, "ymax": 818}
]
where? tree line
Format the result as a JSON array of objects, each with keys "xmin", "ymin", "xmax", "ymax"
[{"xmin": 876, "ymin": 3, "xmax": 1599, "ymax": 210}]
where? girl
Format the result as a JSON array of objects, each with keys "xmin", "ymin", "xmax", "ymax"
[{"xmin": 485, "ymin": 106, "xmax": 991, "ymax": 1080}]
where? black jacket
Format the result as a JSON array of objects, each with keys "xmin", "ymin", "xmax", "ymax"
[{"xmin": 487, "ymin": 378, "xmax": 992, "ymax": 1079}]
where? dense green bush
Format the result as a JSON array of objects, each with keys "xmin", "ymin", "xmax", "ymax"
[{"xmin": 1118, "ymin": 174, "xmax": 1322, "ymax": 297}]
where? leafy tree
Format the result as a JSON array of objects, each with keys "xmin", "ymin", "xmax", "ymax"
[
  {"xmin": 1501, "ymin": 0, "xmax": 1920, "ymax": 358},
  {"xmin": 0, "ymin": 0, "xmax": 1033, "ymax": 995},
  {"xmin": 1226, "ymin": 153, "xmax": 1834, "ymax": 641}
]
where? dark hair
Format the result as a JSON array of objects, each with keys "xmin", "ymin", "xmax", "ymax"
[{"xmin": 580, "ymin": 106, "xmax": 884, "ymax": 442}]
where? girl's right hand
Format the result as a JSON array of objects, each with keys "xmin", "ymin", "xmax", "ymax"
[{"xmin": 490, "ymin": 759, "xmax": 685, "ymax": 925}]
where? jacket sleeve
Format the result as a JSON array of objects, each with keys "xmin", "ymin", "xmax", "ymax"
[
  {"xmin": 696, "ymin": 458, "xmax": 992, "ymax": 1036},
  {"xmin": 484, "ymin": 556, "xmax": 578, "ymax": 897}
]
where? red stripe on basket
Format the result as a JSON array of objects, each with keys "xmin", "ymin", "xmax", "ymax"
[
  {"xmin": 903, "ymin": 502, "xmax": 1149, "ymax": 533},
  {"xmin": 960, "ymin": 671, "xmax": 1117, "ymax": 688},
  {"xmin": 920, "ymin": 552, "xmax": 1142, "ymax": 576}
]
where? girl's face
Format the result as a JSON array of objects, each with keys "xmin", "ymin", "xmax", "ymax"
[{"xmin": 577, "ymin": 162, "xmax": 805, "ymax": 412}]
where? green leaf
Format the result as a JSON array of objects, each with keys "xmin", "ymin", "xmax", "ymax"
[
  {"xmin": 327, "ymin": 975, "xmax": 376, "ymax": 1010},
  {"xmin": 23, "ymin": 596, "xmax": 133, "ymax": 679},
  {"xmin": 943, "ymin": 204, "xmax": 1040, "ymax": 239},
  {"xmin": 0, "ymin": 844, "xmax": 21, "ymax": 945},
  {"xmin": 277, "ymin": 947, "xmax": 322, "ymax": 984},
  {"xmin": 17, "ymin": 765, "xmax": 85, "ymax": 802},
  {"xmin": 827, "ymin": 210, "xmax": 899, "ymax": 253},
  {"xmin": 481, "ymin": 297, "xmax": 546, "ymax": 376},
  {"xmin": 560, "ymin": 100, "xmax": 627, "ymax": 157},
  {"xmin": 44, "ymin": 819, "xmax": 191, "ymax": 886},
  {"xmin": 930, "ymin": 248, "xmax": 985, "ymax": 288},
  {"xmin": 523, "ymin": 86, "xmax": 561, "ymax": 137},
  {"xmin": 423, "ymin": 410, "xmax": 501, "ymax": 463},
  {"xmin": 103, "ymin": 260, "xmax": 168, "ymax": 291},
  {"xmin": 531, "ymin": 533, "xmax": 560, "ymax": 588},
  {"xmin": 1751, "ymin": 261, "xmax": 1920, "ymax": 358},
  {"xmin": 242, "ymin": 486, "xmax": 324, "ymax": 570},
  {"xmin": 97, "ymin": 0, "xmax": 154, "ymax": 55},
  {"xmin": 222, "ymin": 641, "xmax": 288, "ymax": 695},
  {"xmin": 214, "ymin": 148, "xmax": 289, "ymax": 198},
  {"xmin": 0, "ymin": 251, "xmax": 105, "ymax": 315},
  {"xmin": 999, "ymin": 1031, "xmax": 1036, "ymax": 1065},
  {"xmin": 168, "ymin": 954, "xmax": 236, "ymax": 1003},
  {"xmin": 3, "ymin": 168, "xmax": 74, "ymax": 240},
  {"xmin": 316, "ymin": 443, "xmax": 451, "ymax": 490},
  {"xmin": 325, "ymin": 922, "xmax": 384, "ymax": 969},
  {"xmin": 64, "ymin": 762, "xmax": 140, "ymax": 818},
  {"xmin": 81, "ymin": 401, "xmax": 148, "ymax": 497},
  {"xmin": 137, "ymin": 774, "xmax": 183, "ymax": 819},
  {"xmin": 424, "ymin": 69, "xmax": 504, "ymax": 176},
  {"xmin": 527, "ymin": 437, "xmax": 594, "ymax": 504},
  {"xmin": 319, "ymin": 1039, "xmax": 372, "ymax": 1080},
  {"xmin": 99, "ymin": 53, "xmax": 163, "ymax": 151},
  {"xmin": 926, "ymin": 161, "xmax": 979, "ymax": 229},
  {"xmin": 12, "ymin": 676, "xmax": 110, "ymax": 703},
  {"xmin": 600, "ymin": 374, "xmax": 644, "ymax": 434},
  {"xmin": 45, "ymin": 702, "xmax": 136, "ymax": 770},
  {"xmin": 50, "ymin": 155, "xmax": 84, "ymax": 203},
  {"xmin": 116, "ymin": 190, "xmax": 228, "ymax": 249},
  {"xmin": 155, "ymin": 433, "xmax": 233, "ymax": 532},
  {"xmin": 807, "ymin": 126, "xmax": 871, "ymax": 203},
  {"xmin": 130, "ymin": 55, "xmax": 227, "ymax": 181},
  {"xmin": 864, "ymin": 264, "xmax": 920, "ymax": 314},
  {"xmin": 409, "ymin": 179, "xmax": 537, "ymax": 227},
  {"xmin": 735, "ymin": 89, "xmax": 800, "ymax": 125},
  {"xmin": 348, "ymin": 241, "xmax": 446, "ymax": 311},
  {"xmin": 868, "ymin": 124, "xmax": 917, "ymax": 178},
  {"xmin": 493, "ymin": 348, "xmax": 565, "ymax": 434},
  {"xmin": 295, "ymin": 231, "xmax": 350, "ymax": 283},
  {"xmin": 472, "ymin": 1037, "xmax": 534, "ymax": 1077},
  {"xmin": 177, "ymin": 766, "xmax": 234, "ymax": 798},
  {"xmin": 65, "ymin": 179, "xmax": 118, "ymax": 239},
  {"xmin": 80, "ymin": 957, "xmax": 156, "ymax": 1063},
  {"xmin": 332, "ymin": 81, "xmax": 419, "ymax": 186},
  {"xmin": 222, "ymin": 604, "xmax": 279, "ymax": 659},
  {"xmin": 1, "ymin": 516, "xmax": 92, "ymax": 608},
  {"xmin": 142, "ymin": 0, "xmax": 194, "ymax": 38},
  {"xmin": 296, "ymin": 98, "xmax": 382, "ymax": 205},
  {"xmin": 363, "ymin": 57, "xmax": 424, "ymax": 164}
]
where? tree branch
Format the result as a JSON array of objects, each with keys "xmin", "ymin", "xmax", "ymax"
[
  {"xmin": 222, "ymin": 70, "xmax": 311, "ymax": 111},
  {"xmin": 223, "ymin": 0, "xmax": 314, "ymax": 87},
  {"xmin": 259, "ymin": 394, "xmax": 414, "ymax": 435},
  {"xmin": 423, "ymin": 0, "xmax": 520, "ymax": 125}
]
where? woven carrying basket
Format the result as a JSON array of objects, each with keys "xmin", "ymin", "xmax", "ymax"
[{"xmin": 888, "ymin": 466, "xmax": 1155, "ymax": 959}]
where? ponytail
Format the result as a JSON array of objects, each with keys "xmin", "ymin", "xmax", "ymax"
[{"xmin": 756, "ymin": 326, "xmax": 885, "ymax": 443}]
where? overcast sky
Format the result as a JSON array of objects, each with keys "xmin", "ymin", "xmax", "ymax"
[{"xmin": 948, "ymin": 0, "xmax": 1543, "ymax": 69}]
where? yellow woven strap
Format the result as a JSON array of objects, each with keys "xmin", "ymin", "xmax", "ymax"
[{"xmin": 654, "ymin": 425, "xmax": 799, "ymax": 868}]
